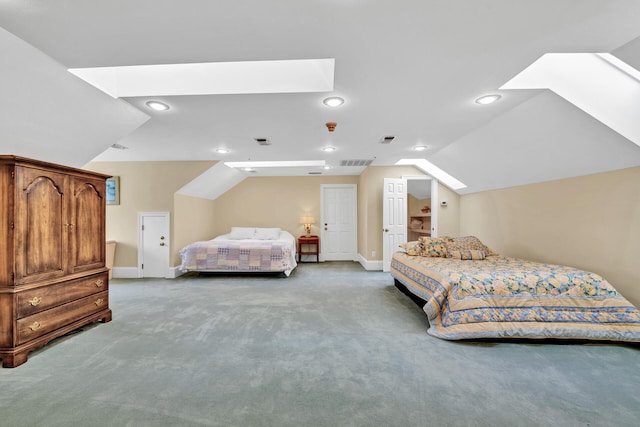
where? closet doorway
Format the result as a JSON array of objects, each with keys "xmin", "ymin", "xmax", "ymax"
[
  {"xmin": 382, "ymin": 176, "xmax": 438, "ymax": 271},
  {"xmin": 406, "ymin": 176, "xmax": 438, "ymax": 239}
]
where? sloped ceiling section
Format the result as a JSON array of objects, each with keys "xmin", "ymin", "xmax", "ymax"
[
  {"xmin": 176, "ymin": 162, "xmax": 246, "ymax": 200},
  {"xmin": 0, "ymin": 28, "xmax": 148, "ymax": 168},
  {"xmin": 430, "ymin": 91, "xmax": 640, "ymax": 195},
  {"xmin": 1, "ymin": 2, "xmax": 640, "ymax": 192},
  {"xmin": 501, "ymin": 53, "xmax": 640, "ymax": 147}
]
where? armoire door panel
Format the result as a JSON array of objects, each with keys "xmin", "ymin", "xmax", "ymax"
[
  {"xmin": 69, "ymin": 177, "xmax": 105, "ymax": 274},
  {"xmin": 14, "ymin": 167, "xmax": 68, "ymax": 284}
]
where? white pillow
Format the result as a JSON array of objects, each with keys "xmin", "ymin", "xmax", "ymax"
[
  {"xmin": 254, "ymin": 228, "xmax": 281, "ymax": 240},
  {"xmin": 228, "ymin": 227, "xmax": 256, "ymax": 239}
]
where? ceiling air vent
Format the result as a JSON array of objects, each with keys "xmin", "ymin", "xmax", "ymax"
[
  {"xmin": 254, "ymin": 138, "xmax": 271, "ymax": 146},
  {"xmin": 308, "ymin": 172, "xmax": 322, "ymax": 175},
  {"xmin": 340, "ymin": 159, "xmax": 374, "ymax": 167},
  {"xmin": 380, "ymin": 136, "xmax": 395, "ymax": 144}
]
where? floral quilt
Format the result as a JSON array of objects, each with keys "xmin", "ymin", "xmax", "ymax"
[{"xmin": 391, "ymin": 252, "xmax": 640, "ymax": 341}]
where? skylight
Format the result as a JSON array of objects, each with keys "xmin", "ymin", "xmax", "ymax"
[
  {"xmin": 501, "ymin": 53, "xmax": 640, "ymax": 147},
  {"xmin": 69, "ymin": 59, "xmax": 335, "ymax": 98},
  {"xmin": 224, "ymin": 160, "xmax": 326, "ymax": 168},
  {"xmin": 395, "ymin": 159, "xmax": 466, "ymax": 190}
]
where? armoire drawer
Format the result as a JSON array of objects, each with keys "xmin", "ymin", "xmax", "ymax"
[
  {"xmin": 17, "ymin": 273, "xmax": 108, "ymax": 318},
  {"xmin": 16, "ymin": 291, "xmax": 109, "ymax": 345}
]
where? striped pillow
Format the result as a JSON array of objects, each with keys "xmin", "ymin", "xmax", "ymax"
[{"xmin": 449, "ymin": 249, "xmax": 486, "ymax": 260}]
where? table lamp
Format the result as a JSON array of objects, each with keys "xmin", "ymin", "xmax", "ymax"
[{"xmin": 300, "ymin": 215, "xmax": 315, "ymax": 237}]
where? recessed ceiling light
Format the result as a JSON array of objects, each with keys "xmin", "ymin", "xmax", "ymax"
[
  {"xmin": 216, "ymin": 148, "xmax": 230, "ymax": 154},
  {"xmin": 323, "ymin": 165, "xmax": 332, "ymax": 170},
  {"xmin": 475, "ymin": 94, "xmax": 501, "ymax": 105},
  {"xmin": 322, "ymin": 146, "xmax": 336, "ymax": 152},
  {"xmin": 145, "ymin": 101, "xmax": 170, "ymax": 111},
  {"xmin": 323, "ymin": 96, "xmax": 344, "ymax": 107},
  {"xmin": 413, "ymin": 145, "xmax": 428, "ymax": 151},
  {"xmin": 243, "ymin": 167, "xmax": 256, "ymax": 172}
]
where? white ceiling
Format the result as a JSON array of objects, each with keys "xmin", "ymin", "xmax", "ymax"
[{"xmin": 1, "ymin": 0, "xmax": 640, "ymax": 194}]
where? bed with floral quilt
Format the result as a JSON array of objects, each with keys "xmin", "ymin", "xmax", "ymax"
[
  {"xmin": 390, "ymin": 236, "xmax": 640, "ymax": 342},
  {"xmin": 180, "ymin": 227, "xmax": 297, "ymax": 276}
]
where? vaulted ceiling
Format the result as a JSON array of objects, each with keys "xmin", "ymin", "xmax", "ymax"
[{"xmin": 1, "ymin": 1, "xmax": 640, "ymax": 194}]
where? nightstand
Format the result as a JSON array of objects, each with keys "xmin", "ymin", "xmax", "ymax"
[{"xmin": 297, "ymin": 235, "xmax": 320, "ymax": 263}]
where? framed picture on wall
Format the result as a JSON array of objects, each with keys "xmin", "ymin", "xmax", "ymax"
[{"xmin": 106, "ymin": 176, "xmax": 120, "ymax": 205}]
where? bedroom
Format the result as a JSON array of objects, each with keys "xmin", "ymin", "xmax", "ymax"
[{"xmin": 1, "ymin": 1, "xmax": 640, "ymax": 425}]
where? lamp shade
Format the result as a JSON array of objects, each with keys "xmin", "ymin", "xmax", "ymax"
[{"xmin": 300, "ymin": 215, "xmax": 315, "ymax": 224}]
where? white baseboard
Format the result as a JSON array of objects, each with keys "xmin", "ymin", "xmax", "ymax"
[
  {"xmin": 111, "ymin": 267, "xmax": 140, "ymax": 279},
  {"xmin": 357, "ymin": 254, "xmax": 383, "ymax": 271},
  {"xmin": 169, "ymin": 266, "xmax": 185, "ymax": 278}
]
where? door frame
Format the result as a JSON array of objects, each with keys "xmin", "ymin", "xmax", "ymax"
[
  {"xmin": 319, "ymin": 184, "xmax": 358, "ymax": 262},
  {"xmin": 403, "ymin": 175, "xmax": 439, "ymax": 237},
  {"xmin": 137, "ymin": 211, "xmax": 170, "ymax": 278}
]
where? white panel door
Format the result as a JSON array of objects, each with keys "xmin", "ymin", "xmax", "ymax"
[
  {"xmin": 138, "ymin": 212, "xmax": 170, "ymax": 278},
  {"xmin": 382, "ymin": 178, "xmax": 407, "ymax": 272},
  {"xmin": 320, "ymin": 184, "xmax": 357, "ymax": 261}
]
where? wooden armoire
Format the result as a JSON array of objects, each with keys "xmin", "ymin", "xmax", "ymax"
[{"xmin": 0, "ymin": 155, "xmax": 112, "ymax": 368}]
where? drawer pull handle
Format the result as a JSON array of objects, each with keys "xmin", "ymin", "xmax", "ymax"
[
  {"xmin": 95, "ymin": 279, "xmax": 104, "ymax": 287},
  {"xmin": 95, "ymin": 298, "xmax": 104, "ymax": 307},
  {"xmin": 29, "ymin": 321, "xmax": 41, "ymax": 331},
  {"xmin": 28, "ymin": 296, "xmax": 42, "ymax": 307}
]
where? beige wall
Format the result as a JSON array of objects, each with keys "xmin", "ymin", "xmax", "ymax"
[
  {"xmin": 438, "ymin": 183, "xmax": 460, "ymax": 238},
  {"xmin": 213, "ymin": 175, "xmax": 358, "ymax": 239},
  {"xmin": 85, "ymin": 161, "xmax": 215, "ymax": 267},
  {"xmin": 460, "ymin": 166, "xmax": 640, "ymax": 306},
  {"xmin": 408, "ymin": 195, "xmax": 430, "ymax": 216},
  {"xmin": 173, "ymin": 194, "xmax": 217, "ymax": 266}
]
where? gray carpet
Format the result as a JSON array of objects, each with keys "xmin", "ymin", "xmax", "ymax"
[{"xmin": 1, "ymin": 262, "xmax": 638, "ymax": 427}]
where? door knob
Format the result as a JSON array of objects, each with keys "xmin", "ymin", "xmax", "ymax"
[
  {"xmin": 160, "ymin": 242, "xmax": 165, "ymax": 246},
  {"xmin": 160, "ymin": 236, "xmax": 165, "ymax": 240},
  {"xmin": 383, "ymin": 228, "xmax": 389, "ymax": 232}
]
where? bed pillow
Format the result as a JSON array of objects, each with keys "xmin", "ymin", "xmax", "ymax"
[
  {"xmin": 399, "ymin": 241, "xmax": 424, "ymax": 256},
  {"xmin": 417, "ymin": 237, "xmax": 449, "ymax": 257},
  {"xmin": 254, "ymin": 227, "xmax": 281, "ymax": 240},
  {"xmin": 229, "ymin": 227, "xmax": 256, "ymax": 240},
  {"xmin": 449, "ymin": 249, "xmax": 486, "ymax": 260},
  {"xmin": 445, "ymin": 236, "xmax": 491, "ymax": 258}
]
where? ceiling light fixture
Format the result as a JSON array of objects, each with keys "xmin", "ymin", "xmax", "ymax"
[
  {"xmin": 322, "ymin": 146, "xmax": 336, "ymax": 152},
  {"xmin": 475, "ymin": 94, "xmax": 501, "ymax": 105},
  {"xmin": 216, "ymin": 148, "xmax": 230, "ymax": 154},
  {"xmin": 145, "ymin": 101, "xmax": 170, "ymax": 111},
  {"xmin": 323, "ymin": 96, "xmax": 344, "ymax": 107},
  {"xmin": 413, "ymin": 145, "xmax": 428, "ymax": 151}
]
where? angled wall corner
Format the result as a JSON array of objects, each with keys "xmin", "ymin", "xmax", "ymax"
[
  {"xmin": 176, "ymin": 162, "xmax": 247, "ymax": 200},
  {"xmin": 501, "ymin": 53, "xmax": 640, "ymax": 147}
]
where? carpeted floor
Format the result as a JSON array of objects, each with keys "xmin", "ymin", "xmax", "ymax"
[{"xmin": 1, "ymin": 262, "xmax": 638, "ymax": 427}]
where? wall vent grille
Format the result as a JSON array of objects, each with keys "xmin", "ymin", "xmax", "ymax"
[
  {"xmin": 340, "ymin": 159, "xmax": 374, "ymax": 167},
  {"xmin": 254, "ymin": 138, "xmax": 271, "ymax": 146},
  {"xmin": 380, "ymin": 136, "xmax": 395, "ymax": 144}
]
